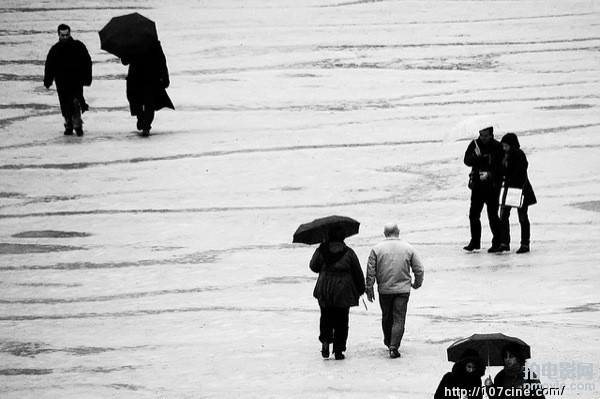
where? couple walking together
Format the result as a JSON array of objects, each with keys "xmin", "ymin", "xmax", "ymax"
[{"xmin": 309, "ymin": 222, "xmax": 424, "ymax": 360}]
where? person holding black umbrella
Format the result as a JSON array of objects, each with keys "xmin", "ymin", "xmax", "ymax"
[
  {"xmin": 121, "ymin": 39, "xmax": 173, "ymax": 136},
  {"xmin": 485, "ymin": 343, "xmax": 545, "ymax": 398},
  {"xmin": 309, "ymin": 225, "xmax": 365, "ymax": 360},
  {"xmin": 44, "ymin": 24, "xmax": 92, "ymax": 136},
  {"xmin": 99, "ymin": 13, "xmax": 174, "ymax": 136}
]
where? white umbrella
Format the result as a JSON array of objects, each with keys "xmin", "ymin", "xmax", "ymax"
[{"xmin": 444, "ymin": 114, "xmax": 501, "ymax": 143}]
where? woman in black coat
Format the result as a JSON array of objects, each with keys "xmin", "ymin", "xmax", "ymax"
[
  {"xmin": 434, "ymin": 349, "xmax": 486, "ymax": 399},
  {"xmin": 309, "ymin": 226, "xmax": 365, "ymax": 360},
  {"xmin": 122, "ymin": 40, "xmax": 174, "ymax": 136},
  {"xmin": 498, "ymin": 133, "xmax": 537, "ymax": 253}
]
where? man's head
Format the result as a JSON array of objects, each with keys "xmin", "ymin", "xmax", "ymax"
[
  {"xmin": 478, "ymin": 126, "xmax": 493, "ymax": 144},
  {"xmin": 57, "ymin": 24, "xmax": 71, "ymax": 42},
  {"xmin": 383, "ymin": 222, "xmax": 400, "ymax": 238}
]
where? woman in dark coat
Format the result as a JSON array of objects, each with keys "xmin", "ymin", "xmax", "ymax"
[
  {"xmin": 309, "ymin": 226, "xmax": 365, "ymax": 360},
  {"xmin": 485, "ymin": 344, "xmax": 545, "ymax": 399},
  {"xmin": 435, "ymin": 349, "xmax": 486, "ymax": 399},
  {"xmin": 499, "ymin": 133, "xmax": 537, "ymax": 253},
  {"xmin": 122, "ymin": 40, "xmax": 174, "ymax": 136}
]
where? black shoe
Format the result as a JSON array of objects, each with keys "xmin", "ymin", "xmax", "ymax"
[
  {"xmin": 140, "ymin": 128, "xmax": 150, "ymax": 137},
  {"xmin": 136, "ymin": 121, "xmax": 143, "ymax": 131},
  {"xmin": 64, "ymin": 128, "xmax": 73, "ymax": 136},
  {"xmin": 516, "ymin": 245, "xmax": 530, "ymax": 254},
  {"xmin": 321, "ymin": 342, "xmax": 330, "ymax": 359},
  {"xmin": 488, "ymin": 245, "xmax": 501, "ymax": 253},
  {"xmin": 75, "ymin": 127, "xmax": 84, "ymax": 136},
  {"xmin": 334, "ymin": 352, "xmax": 345, "ymax": 360},
  {"xmin": 463, "ymin": 243, "xmax": 480, "ymax": 251},
  {"xmin": 389, "ymin": 348, "xmax": 401, "ymax": 359},
  {"xmin": 489, "ymin": 244, "xmax": 509, "ymax": 253}
]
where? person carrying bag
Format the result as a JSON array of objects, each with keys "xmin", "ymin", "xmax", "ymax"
[{"xmin": 498, "ymin": 133, "xmax": 537, "ymax": 253}]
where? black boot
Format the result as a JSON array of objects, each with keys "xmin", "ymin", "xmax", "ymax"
[
  {"xmin": 321, "ymin": 342, "xmax": 330, "ymax": 358},
  {"xmin": 75, "ymin": 127, "xmax": 84, "ymax": 136}
]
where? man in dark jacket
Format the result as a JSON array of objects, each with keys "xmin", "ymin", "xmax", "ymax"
[
  {"xmin": 122, "ymin": 40, "xmax": 174, "ymax": 136},
  {"xmin": 44, "ymin": 24, "xmax": 92, "ymax": 136},
  {"xmin": 463, "ymin": 126, "xmax": 504, "ymax": 253}
]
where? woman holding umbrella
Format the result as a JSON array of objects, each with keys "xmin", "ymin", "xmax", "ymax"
[
  {"xmin": 498, "ymin": 133, "xmax": 537, "ymax": 253},
  {"xmin": 309, "ymin": 225, "xmax": 365, "ymax": 360},
  {"xmin": 485, "ymin": 343, "xmax": 545, "ymax": 398}
]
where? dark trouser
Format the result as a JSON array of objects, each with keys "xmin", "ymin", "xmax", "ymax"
[
  {"xmin": 57, "ymin": 86, "xmax": 85, "ymax": 129},
  {"xmin": 379, "ymin": 293, "xmax": 410, "ymax": 350},
  {"xmin": 500, "ymin": 205, "xmax": 530, "ymax": 247},
  {"xmin": 129, "ymin": 85, "xmax": 155, "ymax": 131},
  {"xmin": 469, "ymin": 187, "xmax": 501, "ymax": 246},
  {"xmin": 319, "ymin": 306, "xmax": 349, "ymax": 354}
]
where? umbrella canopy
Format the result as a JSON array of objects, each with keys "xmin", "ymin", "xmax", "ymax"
[
  {"xmin": 444, "ymin": 114, "xmax": 501, "ymax": 143},
  {"xmin": 447, "ymin": 333, "xmax": 530, "ymax": 366},
  {"xmin": 292, "ymin": 215, "xmax": 359, "ymax": 245},
  {"xmin": 99, "ymin": 13, "xmax": 158, "ymax": 58}
]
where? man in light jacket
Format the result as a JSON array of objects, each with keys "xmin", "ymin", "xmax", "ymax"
[{"xmin": 366, "ymin": 222, "xmax": 424, "ymax": 359}]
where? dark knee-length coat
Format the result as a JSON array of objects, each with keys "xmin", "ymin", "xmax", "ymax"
[
  {"xmin": 43, "ymin": 37, "xmax": 92, "ymax": 117},
  {"xmin": 122, "ymin": 40, "xmax": 174, "ymax": 116}
]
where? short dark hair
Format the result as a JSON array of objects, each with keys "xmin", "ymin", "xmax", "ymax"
[
  {"xmin": 57, "ymin": 24, "xmax": 71, "ymax": 33},
  {"xmin": 501, "ymin": 343, "xmax": 526, "ymax": 365}
]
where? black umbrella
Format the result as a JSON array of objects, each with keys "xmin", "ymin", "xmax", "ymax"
[
  {"xmin": 292, "ymin": 215, "xmax": 360, "ymax": 245},
  {"xmin": 447, "ymin": 333, "xmax": 530, "ymax": 366},
  {"xmin": 99, "ymin": 12, "xmax": 158, "ymax": 58}
]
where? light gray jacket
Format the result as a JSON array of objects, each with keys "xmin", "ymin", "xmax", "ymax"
[{"xmin": 366, "ymin": 237, "xmax": 424, "ymax": 294}]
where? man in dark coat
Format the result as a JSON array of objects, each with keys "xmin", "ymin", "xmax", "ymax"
[
  {"xmin": 121, "ymin": 40, "xmax": 174, "ymax": 136},
  {"xmin": 463, "ymin": 126, "xmax": 504, "ymax": 252},
  {"xmin": 44, "ymin": 24, "xmax": 92, "ymax": 136}
]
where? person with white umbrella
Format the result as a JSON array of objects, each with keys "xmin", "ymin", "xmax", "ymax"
[{"xmin": 463, "ymin": 127, "xmax": 504, "ymax": 253}]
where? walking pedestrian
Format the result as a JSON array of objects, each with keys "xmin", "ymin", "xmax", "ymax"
[
  {"xmin": 365, "ymin": 222, "xmax": 424, "ymax": 358},
  {"xmin": 309, "ymin": 226, "xmax": 365, "ymax": 360},
  {"xmin": 121, "ymin": 39, "xmax": 173, "ymax": 136},
  {"xmin": 44, "ymin": 24, "xmax": 92, "ymax": 136}
]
